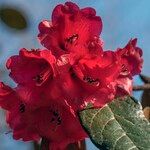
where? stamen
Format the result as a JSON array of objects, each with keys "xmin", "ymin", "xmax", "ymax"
[
  {"xmin": 66, "ymin": 34, "xmax": 78, "ymax": 44},
  {"xmin": 83, "ymin": 76, "xmax": 100, "ymax": 86},
  {"xmin": 33, "ymin": 74, "xmax": 43, "ymax": 84},
  {"xmin": 57, "ymin": 117, "xmax": 62, "ymax": 125},
  {"xmin": 53, "ymin": 111, "xmax": 59, "ymax": 117},
  {"xmin": 19, "ymin": 103, "xmax": 25, "ymax": 113},
  {"xmin": 49, "ymin": 109, "xmax": 62, "ymax": 127},
  {"xmin": 120, "ymin": 64, "xmax": 129, "ymax": 76},
  {"xmin": 33, "ymin": 68, "xmax": 51, "ymax": 85},
  {"xmin": 50, "ymin": 117, "xmax": 55, "ymax": 123},
  {"xmin": 69, "ymin": 67, "xmax": 76, "ymax": 78}
]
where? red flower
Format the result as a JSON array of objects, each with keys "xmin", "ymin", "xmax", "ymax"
[
  {"xmin": 116, "ymin": 39, "xmax": 143, "ymax": 76},
  {"xmin": 6, "ymin": 48, "xmax": 56, "ymax": 87},
  {"xmin": 30, "ymin": 101, "xmax": 86, "ymax": 150},
  {"xmin": 72, "ymin": 51, "xmax": 119, "ymax": 86},
  {"xmin": 0, "ymin": 82, "xmax": 87, "ymax": 148},
  {"xmin": 38, "ymin": 2, "xmax": 103, "ymax": 57},
  {"xmin": 0, "ymin": 82, "xmax": 40, "ymax": 141},
  {"xmin": 58, "ymin": 51, "xmax": 120, "ymax": 109},
  {"xmin": 115, "ymin": 39, "xmax": 143, "ymax": 96}
]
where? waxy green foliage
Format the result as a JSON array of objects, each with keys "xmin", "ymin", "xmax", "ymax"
[{"xmin": 79, "ymin": 96, "xmax": 150, "ymax": 150}]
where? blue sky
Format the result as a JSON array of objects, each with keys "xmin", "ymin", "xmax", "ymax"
[{"xmin": 0, "ymin": 0, "xmax": 150, "ymax": 149}]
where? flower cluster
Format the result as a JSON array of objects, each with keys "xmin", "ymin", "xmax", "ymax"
[{"xmin": 0, "ymin": 2, "xmax": 143, "ymax": 150}]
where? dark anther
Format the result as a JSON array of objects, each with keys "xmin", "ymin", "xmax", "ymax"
[
  {"xmin": 66, "ymin": 34, "xmax": 78, "ymax": 44},
  {"xmin": 50, "ymin": 117, "xmax": 55, "ymax": 123},
  {"xmin": 121, "ymin": 64, "xmax": 129, "ymax": 75},
  {"xmin": 59, "ymin": 43, "xmax": 66, "ymax": 51},
  {"xmin": 121, "ymin": 64, "xmax": 127, "ymax": 71},
  {"xmin": 69, "ymin": 67, "xmax": 76, "ymax": 78},
  {"xmin": 83, "ymin": 76, "xmax": 99, "ymax": 84},
  {"xmin": 53, "ymin": 111, "xmax": 59, "ymax": 117},
  {"xmin": 57, "ymin": 117, "xmax": 62, "ymax": 125},
  {"xmin": 33, "ymin": 74, "xmax": 43, "ymax": 84},
  {"xmin": 71, "ymin": 72, "xmax": 76, "ymax": 78},
  {"xmin": 19, "ymin": 103, "xmax": 25, "ymax": 113},
  {"xmin": 50, "ymin": 109, "xmax": 62, "ymax": 126}
]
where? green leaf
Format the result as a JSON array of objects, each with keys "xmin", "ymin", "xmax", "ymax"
[
  {"xmin": 79, "ymin": 96, "xmax": 150, "ymax": 150},
  {"xmin": 0, "ymin": 7, "xmax": 27, "ymax": 30}
]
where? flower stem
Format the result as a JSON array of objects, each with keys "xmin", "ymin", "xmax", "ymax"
[
  {"xmin": 40, "ymin": 138, "xmax": 49, "ymax": 150},
  {"xmin": 66, "ymin": 140, "xmax": 86, "ymax": 150}
]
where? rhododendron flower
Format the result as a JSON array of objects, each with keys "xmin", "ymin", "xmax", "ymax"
[
  {"xmin": 115, "ymin": 39, "xmax": 143, "ymax": 96},
  {"xmin": 0, "ymin": 1, "xmax": 143, "ymax": 150},
  {"xmin": 0, "ymin": 82, "xmax": 87, "ymax": 149},
  {"xmin": 38, "ymin": 2, "xmax": 103, "ymax": 57},
  {"xmin": 6, "ymin": 48, "xmax": 56, "ymax": 87},
  {"xmin": 116, "ymin": 38, "xmax": 143, "ymax": 76},
  {"xmin": 65, "ymin": 51, "xmax": 119, "ymax": 108}
]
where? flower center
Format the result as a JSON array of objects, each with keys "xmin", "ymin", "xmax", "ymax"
[
  {"xmin": 120, "ymin": 64, "xmax": 129, "ymax": 76},
  {"xmin": 34, "ymin": 74, "xmax": 44, "ymax": 84},
  {"xmin": 50, "ymin": 110, "xmax": 62, "ymax": 126},
  {"xmin": 66, "ymin": 34, "xmax": 79, "ymax": 44},
  {"xmin": 63, "ymin": 34, "xmax": 79, "ymax": 51},
  {"xmin": 19, "ymin": 103, "xmax": 25, "ymax": 113},
  {"xmin": 83, "ymin": 76, "xmax": 100, "ymax": 86},
  {"xmin": 33, "ymin": 68, "xmax": 52, "ymax": 86}
]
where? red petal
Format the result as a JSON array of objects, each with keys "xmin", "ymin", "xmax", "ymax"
[
  {"xmin": 115, "ymin": 77, "xmax": 133, "ymax": 97},
  {"xmin": 0, "ymin": 82, "xmax": 19, "ymax": 110}
]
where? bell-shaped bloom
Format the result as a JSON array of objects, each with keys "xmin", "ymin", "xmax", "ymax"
[
  {"xmin": 6, "ymin": 48, "xmax": 56, "ymax": 87},
  {"xmin": 38, "ymin": 2, "xmax": 103, "ymax": 57},
  {"xmin": 116, "ymin": 39, "xmax": 143, "ymax": 76},
  {"xmin": 0, "ymin": 82, "xmax": 87, "ymax": 149},
  {"xmin": 115, "ymin": 39, "xmax": 143, "ymax": 96},
  {"xmin": 57, "ymin": 51, "xmax": 120, "ymax": 109},
  {"xmin": 0, "ymin": 82, "xmax": 40, "ymax": 141},
  {"xmin": 72, "ymin": 51, "xmax": 119, "ymax": 86}
]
